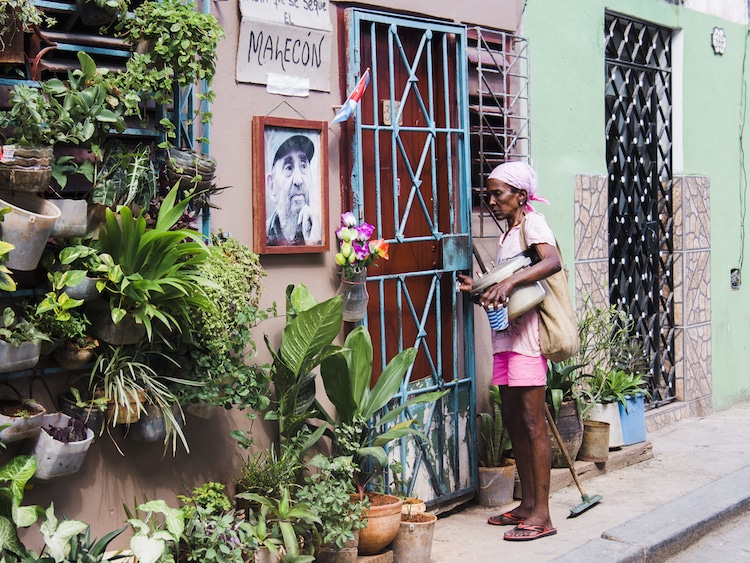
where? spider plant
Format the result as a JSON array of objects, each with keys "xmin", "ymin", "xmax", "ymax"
[{"xmin": 89, "ymin": 344, "xmax": 193, "ymax": 454}]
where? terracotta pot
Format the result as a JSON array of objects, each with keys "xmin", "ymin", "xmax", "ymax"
[{"xmin": 355, "ymin": 492, "xmax": 403, "ymax": 556}]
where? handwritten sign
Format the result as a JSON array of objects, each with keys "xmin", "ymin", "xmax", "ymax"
[{"xmin": 237, "ymin": 0, "xmax": 331, "ymax": 92}]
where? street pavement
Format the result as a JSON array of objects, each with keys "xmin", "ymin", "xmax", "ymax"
[{"xmin": 429, "ymin": 401, "xmax": 750, "ymax": 562}]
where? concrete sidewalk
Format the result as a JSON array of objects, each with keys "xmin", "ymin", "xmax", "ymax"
[{"xmin": 430, "ymin": 401, "xmax": 750, "ymax": 562}]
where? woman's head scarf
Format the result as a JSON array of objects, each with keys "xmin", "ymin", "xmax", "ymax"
[{"xmin": 488, "ymin": 162, "xmax": 550, "ymax": 213}]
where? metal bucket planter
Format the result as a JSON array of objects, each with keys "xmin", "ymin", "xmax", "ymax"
[
  {"xmin": 49, "ymin": 199, "xmax": 88, "ymax": 238},
  {"xmin": 0, "ymin": 192, "xmax": 61, "ymax": 271},
  {"xmin": 27, "ymin": 412, "xmax": 95, "ymax": 481},
  {"xmin": 478, "ymin": 460, "xmax": 517, "ymax": 506},
  {"xmin": 0, "ymin": 400, "xmax": 46, "ymax": 443},
  {"xmin": 547, "ymin": 400, "xmax": 583, "ymax": 468},
  {"xmin": 577, "ymin": 420, "xmax": 611, "ymax": 463},
  {"xmin": 389, "ymin": 512, "xmax": 437, "ymax": 563}
]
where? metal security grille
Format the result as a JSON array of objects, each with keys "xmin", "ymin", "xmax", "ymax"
[
  {"xmin": 467, "ymin": 27, "xmax": 530, "ymax": 237},
  {"xmin": 605, "ymin": 12, "xmax": 675, "ymax": 406},
  {"xmin": 348, "ymin": 9, "xmax": 475, "ymax": 509}
]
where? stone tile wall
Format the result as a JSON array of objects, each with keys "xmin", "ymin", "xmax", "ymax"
[{"xmin": 573, "ymin": 174, "xmax": 712, "ymax": 433}]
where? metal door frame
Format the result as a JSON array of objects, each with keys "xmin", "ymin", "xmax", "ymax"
[{"xmin": 346, "ymin": 8, "xmax": 476, "ymax": 508}]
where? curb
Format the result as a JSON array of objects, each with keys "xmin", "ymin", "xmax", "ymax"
[{"xmin": 550, "ymin": 464, "xmax": 750, "ymax": 562}]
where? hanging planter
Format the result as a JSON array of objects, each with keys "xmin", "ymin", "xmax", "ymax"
[
  {"xmin": 334, "ymin": 212, "xmax": 389, "ymax": 322},
  {"xmin": 0, "ymin": 399, "xmax": 46, "ymax": 443},
  {"xmin": 0, "ymin": 146, "xmax": 54, "ymax": 193},
  {"xmin": 86, "ymin": 299, "xmax": 145, "ymax": 346},
  {"xmin": 0, "ymin": 191, "xmax": 60, "ymax": 271},
  {"xmin": 53, "ymin": 339, "xmax": 97, "ymax": 370},
  {"xmin": 59, "ymin": 391, "xmax": 105, "ymax": 438},
  {"xmin": 27, "ymin": 412, "xmax": 95, "ymax": 481},
  {"xmin": 336, "ymin": 270, "xmax": 369, "ymax": 322},
  {"xmin": 165, "ymin": 148, "xmax": 217, "ymax": 192}
]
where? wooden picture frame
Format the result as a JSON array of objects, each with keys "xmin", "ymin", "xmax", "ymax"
[{"xmin": 252, "ymin": 116, "xmax": 329, "ymax": 254}]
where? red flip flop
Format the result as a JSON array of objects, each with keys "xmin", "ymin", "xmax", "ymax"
[
  {"xmin": 487, "ymin": 511, "xmax": 526, "ymax": 526},
  {"xmin": 503, "ymin": 523, "xmax": 558, "ymax": 541}
]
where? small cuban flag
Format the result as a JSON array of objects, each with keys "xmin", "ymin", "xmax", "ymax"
[{"xmin": 331, "ymin": 68, "xmax": 371, "ymax": 124}]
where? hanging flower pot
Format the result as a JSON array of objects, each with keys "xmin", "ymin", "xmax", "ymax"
[
  {"xmin": 336, "ymin": 270, "xmax": 369, "ymax": 322},
  {"xmin": 0, "ymin": 191, "xmax": 60, "ymax": 271},
  {"xmin": 0, "ymin": 399, "xmax": 46, "ymax": 443},
  {"xmin": 334, "ymin": 212, "xmax": 389, "ymax": 323},
  {"xmin": 0, "ymin": 146, "xmax": 54, "ymax": 193},
  {"xmin": 27, "ymin": 412, "xmax": 95, "ymax": 481},
  {"xmin": 86, "ymin": 299, "xmax": 145, "ymax": 346}
]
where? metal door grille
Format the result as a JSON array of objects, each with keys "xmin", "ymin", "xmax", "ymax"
[
  {"xmin": 467, "ymin": 27, "xmax": 530, "ymax": 237},
  {"xmin": 348, "ymin": 9, "xmax": 474, "ymax": 509},
  {"xmin": 605, "ymin": 12, "xmax": 675, "ymax": 406}
]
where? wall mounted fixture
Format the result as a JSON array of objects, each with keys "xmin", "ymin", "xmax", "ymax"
[{"xmin": 712, "ymin": 27, "xmax": 726, "ymax": 55}]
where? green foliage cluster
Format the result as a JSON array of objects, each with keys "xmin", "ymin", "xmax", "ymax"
[{"xmin": 479, "ymin": 385, "xmax": 512, "ymax": 467}]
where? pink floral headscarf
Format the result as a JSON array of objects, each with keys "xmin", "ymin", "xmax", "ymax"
[{"xmin": 488, "ymin": 162, "xmax": 550, "ymax": 212}]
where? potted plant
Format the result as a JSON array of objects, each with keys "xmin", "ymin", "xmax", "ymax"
[
  {"xmin": 176, "ymin": 233, "xmax": 273, "ymax": 417},
  {"xmin": 0, "ymin": 0, "xmax": 55, "ymax": 65},
  {"xmin": 114, "ymin": 0, "xmax": 224, "ymax": 147},
  {"xmin": 0, "ymin": 306, "xmax": 51, "ymax": 374},
  {"xmin": 0, "ymin": 56, "xmax": 115, "ymax": 193},
  {"xmin": 545, "ymin": 361, "xmax": 586, "ymax": 468},
  {"xmin": 88, "ymin": 184, "xmax": 214, "ymax": 344},
  {"xmin": 237, "ymin": 487, "xmax": 318, "ymax": 563},
  {"xmin": 26, "ymin": 301, "xmax": 98, "ymax": 367},
  {"xmin": 59, "ymin": 387, "xmax": 108, "ymax": 438},
  {"xmin": 0, "ymin": 398, "xmax": 46, "ymax": 444},
  {"xmin": 26, "ymin": 412, "xmax": 95, "ymax": 481},
  {"xmin": 294, "ymin": 454, "xmax": 367, "ymax": 562},
  {"xmin": 76, "ymin": 0, "xmax": 128, "ymax": 29},
  {"xmin": 88, "ymin": 344, "xmax": 189, "ymax": 454},
  {"xmin": 177, "ymin": 482, "xmax": 255, "ymax": 563},
  {"xmin": 124, "ymin": 499, "xmax": 185, "ymax": 563},
  {"xmin": 477, "ymin": 385, "xmax": 516, "ymax": 506}
]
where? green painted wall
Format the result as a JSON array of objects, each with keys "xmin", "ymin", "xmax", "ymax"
[{"xmin": 523, "ymin": 1, "xmax": 750, "ymax": 410}]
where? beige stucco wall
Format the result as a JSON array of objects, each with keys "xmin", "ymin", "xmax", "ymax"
[{"xmin": 14, "ymin": 0, "xmax": 526, "ymax": 546}]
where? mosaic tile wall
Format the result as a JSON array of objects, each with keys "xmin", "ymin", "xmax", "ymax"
[{"xmin": 573, "ymin": 175, "xmax": 712, "ymax": 432}]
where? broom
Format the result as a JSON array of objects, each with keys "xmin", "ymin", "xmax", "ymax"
[{"xmin": 544, "ymin": 403, "xmax": 603, "ymax": 518}]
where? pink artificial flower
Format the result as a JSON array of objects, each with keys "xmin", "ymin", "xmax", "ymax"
[
  {"xmin": 341, "ymin": 212, "xmax": 357, "ymax": 227},
  {"xmin": 354, "ymin": 222, "xmax": 375, "ymax": 241},
  {"xmin": 352, "ymin": 242, "xmax": 370, "ymax": 260}
]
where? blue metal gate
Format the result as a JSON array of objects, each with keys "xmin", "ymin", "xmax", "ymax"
[{"xmin": 346, "ymin": 9, "xmax": 476, "ymax": 509}]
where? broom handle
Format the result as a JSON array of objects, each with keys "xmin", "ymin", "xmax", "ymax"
[{"xmin": 544, "ymin": 403, "xmax": 587, "ymax": 497}]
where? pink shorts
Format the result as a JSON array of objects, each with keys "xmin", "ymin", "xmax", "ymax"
[{"xmin": 492, "ymin": 352, "xmax": 547, "ymax": 387}]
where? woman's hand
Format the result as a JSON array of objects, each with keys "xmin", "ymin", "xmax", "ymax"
[{"xmin": 457, "ymin": 273, "xmax": 474, "ymax": 293}]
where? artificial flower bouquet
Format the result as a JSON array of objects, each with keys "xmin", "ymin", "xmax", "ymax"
[{"xmin": 334, "ymin": 212, "xmax": 389, "ymax": 278}]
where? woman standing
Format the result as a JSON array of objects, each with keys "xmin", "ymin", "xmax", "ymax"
[{"xmin": 458, "ymin": 161, "xmax": 560, "ymax": 541}]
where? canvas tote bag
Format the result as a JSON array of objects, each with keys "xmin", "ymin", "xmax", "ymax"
[{"xmin": 519, "ymin": 216, "xmax": 579, "ymax": 362}]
